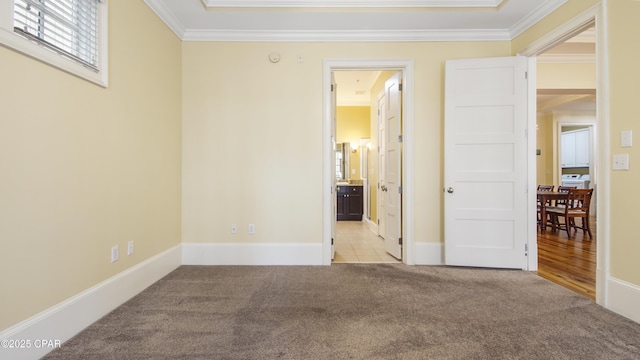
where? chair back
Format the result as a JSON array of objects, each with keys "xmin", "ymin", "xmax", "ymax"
[
  {"xmin": 537, "ymin": 185, "xmax": 554, "ymax": 205},
  {"xmin": 567, "ymin": 188, "xmax": 593, "ymax": 213},
  {"xmin": 556, "ymin": 185, "xmax": 576, "ymax": 206}
]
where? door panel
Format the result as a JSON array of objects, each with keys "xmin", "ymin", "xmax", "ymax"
[
  {"xmin": 444, "ymin": 56, "xmax": 528, "ymax": 269},
  {"xmin": 377, "ymin": 94, "xmax": 386, "ymax": 240},
  {"xmin": 384, "ymin": 72, "xmax": 402, "ymax": 260}
]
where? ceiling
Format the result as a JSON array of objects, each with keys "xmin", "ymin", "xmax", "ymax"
[{"xmin": 144, "ymin": 0, "xmax": 569, "ymax": 41}]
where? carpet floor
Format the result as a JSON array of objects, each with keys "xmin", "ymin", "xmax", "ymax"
[{"xmin": 43, "ymin": 264, "xmax": 640, "ymax": 359}]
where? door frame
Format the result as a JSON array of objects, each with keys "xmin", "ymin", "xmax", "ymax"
[
  {"xmin": 518, "ymin": 3, "xmax": 609, "ymax": 305},
  {"xmin": 322, "ymin": 59, "xmax": 415, "ymax": 265}
]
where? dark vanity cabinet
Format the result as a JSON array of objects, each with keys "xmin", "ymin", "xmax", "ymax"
[{"xmin": 337, "ymin": 185, "xmax": 363, "ymax": 221}]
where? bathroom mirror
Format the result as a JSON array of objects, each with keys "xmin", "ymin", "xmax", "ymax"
[{"xmin": 335, "ymin": 143, "xmax": 351, "ymax": 181}]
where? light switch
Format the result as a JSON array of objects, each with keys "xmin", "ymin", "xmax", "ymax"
[
  {"xmin": 612, "ymin": 154, "xmax": 630, "ymax": 171},
  {"xmin": 621, "ymin": 130, "xmax": 633, "ymax": 147}
]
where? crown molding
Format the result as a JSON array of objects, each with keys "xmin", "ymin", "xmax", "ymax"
[
  {"xmin": 182, "ymin": 29, "xmax": 511, "ymax": 42},
  {"xmin": 509, "ymin": 0, "xmax": 567, "ymax": 39},
  {"xmin": 144, "ymin": 0, "xmax": 185, "ymax": 39},
  {"xmin": 146, "ymin": 0, "xmax": 564, "ymax": 43},
  {"xmin": 202, "ymin": 0, "xmax": 504, "ymax": 8}
]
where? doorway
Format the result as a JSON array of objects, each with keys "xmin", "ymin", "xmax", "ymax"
[
  {"xmin": 322, "ymin": 59, "xmax": 415, "ymax": 266},
  {"xmin": 523, "ymin": 10, "xmax": 604, "ymax": 301},
  {"xmin": 332, "ymin": 70, "xmax": 401, "ymax": 263}
]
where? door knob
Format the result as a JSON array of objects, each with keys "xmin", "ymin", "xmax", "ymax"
[{"xmin": 446, "ymin": 187, "xmax": 454, "ymax": 194}]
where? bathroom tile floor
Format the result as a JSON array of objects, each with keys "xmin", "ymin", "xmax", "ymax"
[{"xmin": 333, "ymin": 221, "xmax": 401, "ymax": 263}]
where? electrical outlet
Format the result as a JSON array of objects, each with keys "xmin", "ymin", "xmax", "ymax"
[
  {"xmin": 248, "ymin": 224, "xmax": 255, "ymax": 234},
  {"xmin": 231, "ymin": 224, "xmax": 238, "ymax": 234},
  {"xmin": 127, "ymin": 241, "xmax": 134, "ymax": 255},
  {"xmin": 111, "ymin": 245, "xmax": 119, "ymax": 263}
]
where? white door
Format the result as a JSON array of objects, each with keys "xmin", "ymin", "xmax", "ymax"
[
  {"xmin": 377, "ymin": 93, "xmax": 387, "ymax": 241},
  {"xmin": 444, "ymin": 57, "xmax": 528, "ymax": 269},
  {"xmin": 384, "ymin": 72, "xmax": 402, "ymax": 259},
  {"xmin": 331, "ymin": 74, "xmax": 337, "ymax": 260}
]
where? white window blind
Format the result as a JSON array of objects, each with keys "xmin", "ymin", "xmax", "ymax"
[{"xmin": 13, "ymin": 0, "xmax": 101, "ymax": 71}]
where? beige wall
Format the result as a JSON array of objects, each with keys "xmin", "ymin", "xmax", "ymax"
[
  {"xmin": 536, "ymin": 113, "xmax": 554, "ymax": 186},
  {"xmin": 537, "ymin": 63, "xmax": 596, "ymax": 90},
  {"xmin": 607, "ymin": 1, "xmax": 640, "ymax": 285},
  {"xmin": 181, "ymin": 41, "xmax": 511, "ymax": 247},
  {"xmin": 0, "ymin": 1, "xmax": 182, "ymax": 330}
]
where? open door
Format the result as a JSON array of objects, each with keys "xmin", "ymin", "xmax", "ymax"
[
  {"xmin": 444, "ymin": 56, "xmax": 528, "ymax": 269},
  {"xmin": 377, "ymin": 93, "xmax": 387, "ymax": 242},
  {"xmin": 383, "ymin": 72, "xmax": 402, "ymax": 259}
]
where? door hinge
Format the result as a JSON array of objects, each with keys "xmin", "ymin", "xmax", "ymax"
[
  {"xmin": 331, "ymin": 238, "xmax": 334, "ymax": 245},
  {"xmin": 525, "ymin": 71, "xmax": 528, "ymax": 80},
  {"xmin": 524, "ymin": 243, "xmax": 528, "ymax": 256},
  {"xmin": 377, "ymin": 109, "xmax": 380, "ymax": 115},
  {"xmin": 398, "ymin": 135, "xmax": 403, "ymax": 143},
  {"xmin": 398, "ymin": 186, "xmax": 403, "ymax": 194},
  {"xmin": 398, "ymin": 237, "xmax": 403, "ymax": 245},
  {"xmin": 377, "ymin": 219, "xmax": 380, "ymax": 225},
  {"xmin": 331, "ymin": 84, "xmax": 335, "ymax": 92},
  {"xmin": 399, "ymin": 83, "xmax": 403, "ymax": 91}
]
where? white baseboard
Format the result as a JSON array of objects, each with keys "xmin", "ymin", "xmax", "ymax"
[
  {"xmin": 0, "ymin": 244, "xmax": 182, "ymax": 360},
  {"xmin": 363, "ymin": 218, "xmax": 378, "ymax": 234},
  {"xmin": 182, "ymin": 242, "xmax": 324, "ymax": 265},
  {"xmin": 414, "ymin": 242, "xmax": 444, "ymax": 265},
  {"xmin": 607, "ymin": 276, "xmax": 640, "ymax": 324}
]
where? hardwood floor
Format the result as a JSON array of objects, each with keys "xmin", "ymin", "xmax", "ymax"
[{"xmin": 537, "ymin": 216, "xmax": 596, "ymax": 300}]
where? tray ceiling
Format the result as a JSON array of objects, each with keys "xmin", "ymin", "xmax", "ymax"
[{"xmin": 144, "ymin": 0, "xmax": 568, "ymax": 41}]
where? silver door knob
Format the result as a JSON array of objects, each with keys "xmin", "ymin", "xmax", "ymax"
[{"xmin": 446, "ymin": 187, "xmax": 454, "ymax": 194}]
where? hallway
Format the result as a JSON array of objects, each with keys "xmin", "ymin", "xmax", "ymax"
[{"xmin": 333, "ymin": 221, "xmax": 401, "ymax": 263}]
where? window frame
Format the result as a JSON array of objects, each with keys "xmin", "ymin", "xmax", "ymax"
[{"xmin": 0, "ymin": 0, "xmax": 108, "ymax": 87}]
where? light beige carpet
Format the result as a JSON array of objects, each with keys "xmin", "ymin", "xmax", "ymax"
[{"xmin": 43, "ymin": 264, "xmax": 640, "ymax": 359}]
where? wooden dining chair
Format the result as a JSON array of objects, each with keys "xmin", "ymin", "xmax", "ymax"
[
  {"xmin": 547, "ymin": 188, "xmax": 594, "ymax": 238},
  {"xmin": 536, "ymin": 185, "xmax": 554, "ymax": 229}
]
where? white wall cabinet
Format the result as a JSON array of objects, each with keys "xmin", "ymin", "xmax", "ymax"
[{"xmin": 561, "ymin": 128, "xmax": 590, "ymax": 168}]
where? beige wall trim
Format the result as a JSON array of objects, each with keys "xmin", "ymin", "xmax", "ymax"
[
  {"xmin": 182, "ymin": 243, "xmax": 324, "ymax": 265},
  {"xmin": 0, "ymin": 245, "xmax": 182, "ymax": 360}
]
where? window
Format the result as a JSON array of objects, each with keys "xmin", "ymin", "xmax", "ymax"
[{"xmin": 0, "ymin": 0, "xmax": 108, "ymax": 86}]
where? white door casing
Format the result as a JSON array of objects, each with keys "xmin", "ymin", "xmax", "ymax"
[
  {"xmin": 444, "ymin": 56, "xmax": 528, "ymax": 269},
  {"xmin": 384, "ymin": 72, "xmax": 402, "ymax": 259},
  {"xmin": 331, "ymin": 74, "xmax": 337, "ymax": 260},
  {"xmin": 323, "ymin": 58, "xmax": 414, "ymax": 266}
]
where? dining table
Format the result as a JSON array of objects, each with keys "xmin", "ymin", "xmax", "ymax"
[{"xmin": 537, "ymin": 190, "xmax": 569, "ymax": 233}]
